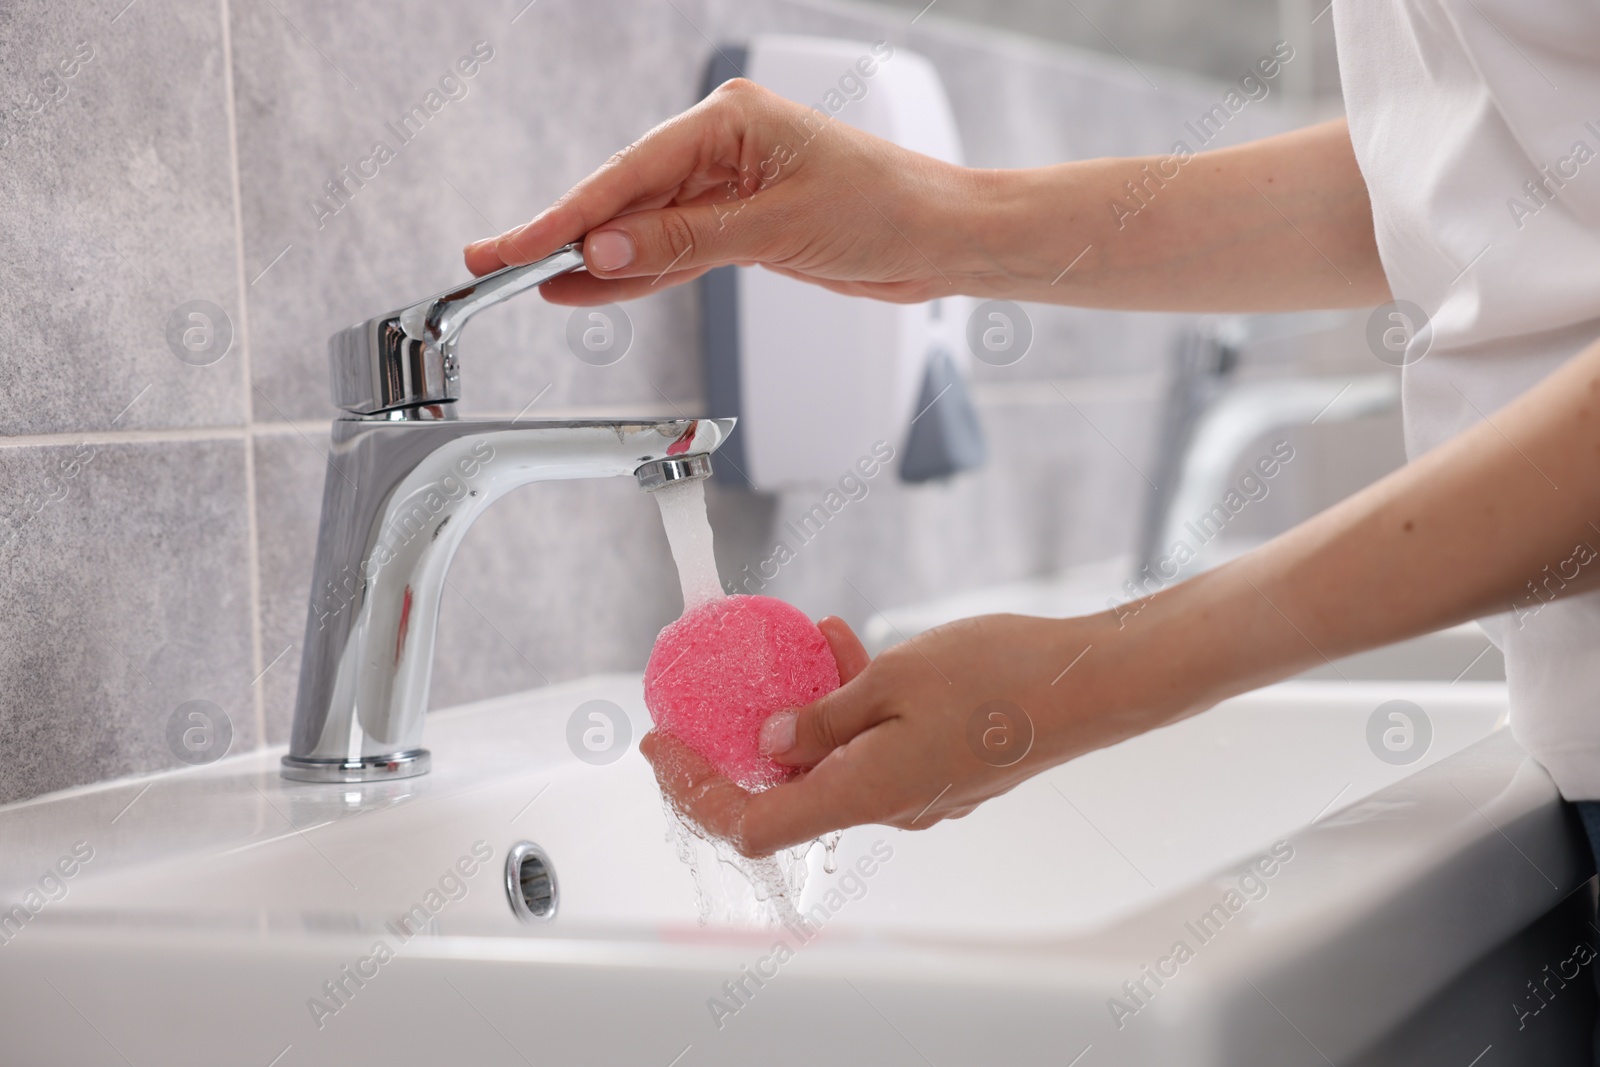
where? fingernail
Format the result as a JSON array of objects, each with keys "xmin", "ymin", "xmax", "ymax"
[
  {"xmin": 587, "ymin": 229, "xmax": 634, "ymax": 272},
  {"xmin": 759, "ymin": 711, "xmax": 796, "ymax": 756}
]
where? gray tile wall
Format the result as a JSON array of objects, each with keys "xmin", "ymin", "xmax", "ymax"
[{"xmin": 0, "ymin": 0, "xmax": 1294, "ymax": 803}]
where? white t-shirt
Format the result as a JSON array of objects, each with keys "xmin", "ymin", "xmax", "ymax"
[{"xmin": 1333, "ymin": 0, "xmax": 1600, "ymax": 796}]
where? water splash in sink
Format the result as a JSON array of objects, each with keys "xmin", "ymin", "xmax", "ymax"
[{"xmin": 661, "ymin": 796, "xmax": 810, "ymax": 927}]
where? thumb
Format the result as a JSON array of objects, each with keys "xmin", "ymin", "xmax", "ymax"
[
  {"xmin": 580, "ymin": 198, "xmax": 778, "ymax": 280},
  {"xmin": 818, "ymin": 615, "xmax": 870, "ymax": 683},
  {"xmin": 759, "ymin": 670, "xmax": 889, "ymax": 768}
]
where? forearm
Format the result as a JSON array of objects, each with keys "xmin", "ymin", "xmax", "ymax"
[
  {"xmin": 1117, "ymin": 334, "xmax": 1600, "ymax": 724},
  {"xmin": 958, "ymin": 119, "xmax": 1389, "ymax": 312}
]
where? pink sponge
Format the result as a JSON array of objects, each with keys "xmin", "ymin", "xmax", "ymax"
[{"xmin": 644, "ymin": 595, "xmax": 841, "ymax": 791}]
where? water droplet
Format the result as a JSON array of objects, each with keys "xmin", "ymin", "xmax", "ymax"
[{"xmin": 822, "ymin": 831, "xmax": 843, "ymax": 874}]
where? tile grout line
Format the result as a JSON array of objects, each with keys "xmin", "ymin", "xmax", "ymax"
[
  {"xmin": 0, "ymin": 426, "xmax": 249, "ymax": 448},
  {"xmin": 0, "ymin": 422, "xmax": 349, "ymax": 448},
  {"xmin": 0, "ymin": 385, "xmax": 1145, "ymax": 447},
  {"xmin": 219, "ymin": 0, "xmax": 268, "ymax": 751},
  {"xmin": 0, "ymin": 405, "xmax": 741, "ymax": 449}
]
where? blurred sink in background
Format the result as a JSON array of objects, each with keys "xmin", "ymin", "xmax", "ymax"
[{"xmin": 865, "ymin": 311, "xmax": 1505, "ymax": 686}]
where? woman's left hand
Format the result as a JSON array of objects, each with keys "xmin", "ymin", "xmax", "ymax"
[{"xmin": 640, "ymin": 610, "xmax": 1165, "ymax": 857}]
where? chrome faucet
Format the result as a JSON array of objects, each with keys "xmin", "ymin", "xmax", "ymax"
[
  {"xmin": 282, "ymin": 244, "xmax": 732, "ymax": 782},
  {"xmin": 1134, "ymin": 315, "xmax": 1398, "ymax": 583}
]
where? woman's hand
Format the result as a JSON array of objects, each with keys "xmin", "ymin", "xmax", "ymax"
[
  {"xmin": 642, "ymin": 324, "xmax": 1600, "ymax": 859},
  {"xmin": 462, "ymin": 77, "xmax": 982, "ymax": 305},
  {"xmin": 465, "ymin": 102, "xmax": 1387, "ymax": 313},
  {"xmin": 640, "ymin": 611, "xmax": 1169, "ymax": 858}
]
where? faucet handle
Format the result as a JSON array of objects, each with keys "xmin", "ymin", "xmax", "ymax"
[{"xmin": 330, "ymin": 242, "xmax": 587, "ymax": 417}]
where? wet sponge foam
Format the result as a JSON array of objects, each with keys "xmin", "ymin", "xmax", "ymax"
[{"xmin": 644, "ymin": 595, "xmax": 841, "ymax": 791}]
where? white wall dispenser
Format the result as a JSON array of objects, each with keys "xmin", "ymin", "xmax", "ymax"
[{"xmin": 699, "ymin": 34, "xmax": 987, "ymax": 490}]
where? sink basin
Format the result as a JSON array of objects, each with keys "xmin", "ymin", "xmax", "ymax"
[{"xmin": 0, "ymin": 674, "xmax": 1583, "ymax": 1066}]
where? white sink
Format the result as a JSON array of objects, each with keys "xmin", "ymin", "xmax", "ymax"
[{"xmin": 0, "ymin": 674, "xmax": 1583, "ymax": 1066}]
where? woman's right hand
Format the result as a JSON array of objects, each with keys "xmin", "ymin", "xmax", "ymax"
[{"xmin": 462, "ymin": 76, "xmax": 985, "ymax": 306}]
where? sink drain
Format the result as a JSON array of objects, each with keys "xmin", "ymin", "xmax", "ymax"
[{"xmin": 505, "ymin": 841, "xmax": 558, "ymax": 922}]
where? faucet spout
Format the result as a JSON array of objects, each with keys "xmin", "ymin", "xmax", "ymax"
[{"xmin": 281, "ymin": 416, "xmax": 733, "ymax": 783}]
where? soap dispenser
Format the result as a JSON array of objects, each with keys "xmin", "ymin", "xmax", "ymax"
[{"xmin": 698, "ymin": 34, "xmax": 987, "ymax": 491}]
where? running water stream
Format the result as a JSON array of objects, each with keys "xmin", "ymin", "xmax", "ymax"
[
  {"xmin": 650, "ymin": 478, "xmax": 724, "ymax": 612},
  {"xmin": 649, "ymin": 477, "xmax": 812, "ymax": 925}
]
